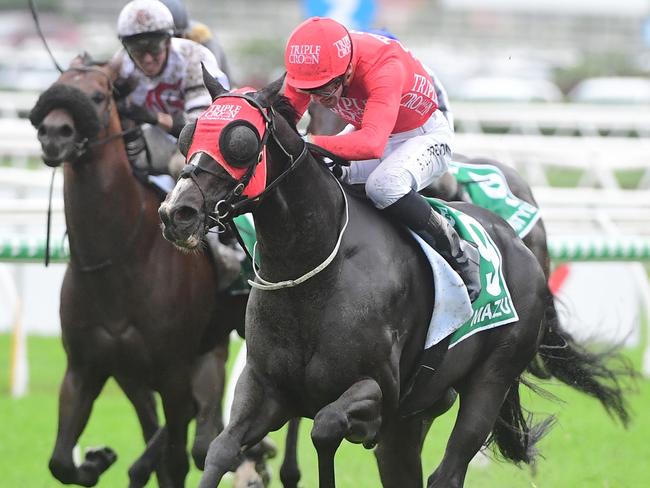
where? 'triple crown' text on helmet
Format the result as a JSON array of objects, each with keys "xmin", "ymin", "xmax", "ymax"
[
  {"xmin": 285, "ymin": 17, "xmax": 352, "ymax": 90},
  {"xmin": 117, "ymin": 0, "xmax": 175, "ymax": 39},
  {"xmin": 157, "ymin": 0, "xmax": 189, "ymax": 35}
]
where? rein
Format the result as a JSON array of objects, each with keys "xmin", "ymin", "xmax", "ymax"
[
  {"xmin": 248, "ymin": 174, "xmax": 349, "ymax": 290},
  {"xmin": 29, "ymin": 0, "xmax": 64, "ymax": 73},
  {"xmin": 68, "ymin": 65, "xmax": 139, "ymax": 156}
]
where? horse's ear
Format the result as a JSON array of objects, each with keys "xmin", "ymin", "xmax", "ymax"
[
  {"xmin": 202, "ymin": 63, "xmax": 227, "ymax": 100},
  {"xmin": 255, "ymin": 73, "xmax": 286, "ymax": 108},
  {"xmin": 178, "ymin": 120, "xmax": 197, "ymax": 157}
]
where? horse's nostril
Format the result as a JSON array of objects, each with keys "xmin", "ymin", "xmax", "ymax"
[
  {"xmin": 38, "ymin": 125, "xmax": 46, "ymax": 137},
  {"xmin": 173, "ymin": 206, "xmax": 199, "ymax": 225},
  {"xmin": 59, "ymin": 125, "xmax": 74, "ymax": 138},
  {"xmin": 158, "ymin": 206, "xmax": 170, "ymax": 226}
]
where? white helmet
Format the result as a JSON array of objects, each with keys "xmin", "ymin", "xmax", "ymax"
[{"xmin": 117, "ymin": 0, "xmax": 174, "ymax": 39}]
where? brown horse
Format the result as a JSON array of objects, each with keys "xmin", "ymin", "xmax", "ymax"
[{"xmin": 29, "ymin": 54, "xmax": 249, "ymax": 487}]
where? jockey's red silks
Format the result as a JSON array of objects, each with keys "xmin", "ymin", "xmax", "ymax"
[{"xmin": 186, "ymin": 88, "xmax": 268, "ymax": 198}]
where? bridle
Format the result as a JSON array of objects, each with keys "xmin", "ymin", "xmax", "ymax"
[
  {"xmin": 178, "ymin": 92, "xmax": 310, "ymax": 234},
  {"xmin": 177, "ymin": 92, "xmax": 351, "ymax": 291},
  {"xmin": 63, "ymin": 65, "xmax": 139, "ymax": 163}
]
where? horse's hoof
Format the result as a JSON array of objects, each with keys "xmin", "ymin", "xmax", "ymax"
[
  {"xmin": 259, "ymin": 437, "xmax": 277, "ymax": 459},
  {"xmin": 82, "ymin": 446, "xmax": 118, "ymax": 474},
  {"xmin": 233, "ymin": 460, "xmax": 267, "ymax": 488}
]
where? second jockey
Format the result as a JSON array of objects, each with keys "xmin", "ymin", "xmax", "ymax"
[
  {"xmin": 112, "ymin": 0, "xmax": 229, "ymax": 179},
  {"xmin": 112, "ymin": 0, "xmax": 240, "ymax": 291}
]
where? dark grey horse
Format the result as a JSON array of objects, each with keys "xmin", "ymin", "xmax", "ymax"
[{"xmin": 158, "ymin": 70, "xmax": 631, "ymax": 488}]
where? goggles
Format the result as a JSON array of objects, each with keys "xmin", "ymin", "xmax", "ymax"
[
  {"xmin": 297, "ymin": 76, "xmax": 344, "ymax": 99},
  {"xmin": 123, "ymin": 34, "xmax": 169, "ymax": 58}
]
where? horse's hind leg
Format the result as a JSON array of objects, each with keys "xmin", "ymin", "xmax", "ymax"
[
  {"xmin": 116, "ymin": 379, "xmax": 172, "ymax": 488},
  {"xmin": 49, "ymin": 366, "xmax": 113, "ymax": 486},
  {"xmin": 190, "ymin": 341, "xmax": 229, "ymax": 469},
  {"xmin": 311, "ymin": 379, "xmax": 383, "ymax": 488},
  {"xmin": 426, "ymin": 369, "xmax": 513, "ymax": 488}
]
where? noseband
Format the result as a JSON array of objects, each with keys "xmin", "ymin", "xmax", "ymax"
[
  {"xmin": 178, "ymin": 92, "xmax": 309, "ymax": 234},
  {"xmin": 63, "ymin": 66, "xmax": 138, "ymax": 162}
]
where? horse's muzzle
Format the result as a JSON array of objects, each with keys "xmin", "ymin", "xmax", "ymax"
[
  {"xmin": 158, "ymin": 202, "xmax": 203, "ymax": 249},
  {"xmin": 37, "ymin": 111, "xmax": 79, "ymax": 167}
]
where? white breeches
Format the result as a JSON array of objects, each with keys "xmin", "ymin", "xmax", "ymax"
[{"xmin": 340, "ymin": 110, "xmax": 453, "ymax": 209}]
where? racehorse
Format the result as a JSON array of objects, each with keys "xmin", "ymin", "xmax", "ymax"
[
  {"xmin": 159, "ymin": 69, "xmax": 631, "ymax": 488},
  {"xmin": 29, "ymin": 54, "xmax": 251, "ymax": 488}
]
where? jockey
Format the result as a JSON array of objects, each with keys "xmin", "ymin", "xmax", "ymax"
[
  {"xmin": 157, "ymin": 0, "xmax": 234, "ymax": 83},
  {"xmin": 283, "ymin": 17, "xmax": 480, "ymax": 301},
  {"xmin": 113, "ymin": 0, "xmax": 229, "ymax": 179},
  {"xmin": 114, "ymin": 0, "xmax": 240, "ymax": 290}
]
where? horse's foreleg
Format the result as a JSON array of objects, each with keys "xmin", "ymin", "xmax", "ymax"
[
  {"xmin": 49, "ymin": 366, "xmax": 112, "ymax": 486},
  {"xmin": 374, "ymin": 417, "xmax": 427, "ymax": 488},
  {"xmin": 191, "ymin": 340, "xmax": 229, "ymax": 469},
  {"xmin": 426, "ymin": 373, "xmax": 511, "ymax": 488},
  {"xmin": 279, "ymin": 418, "xmax": 302, "ymax": 488},
  {"xmin": 311, "ymin": 378, "xmax": 383, "ymax": 488},
  {"xmin": 200, "ymin": 366, "xmax": 289, "ymax": 488}
]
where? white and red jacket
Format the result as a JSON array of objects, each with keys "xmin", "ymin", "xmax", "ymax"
[{"xmin": 114, "ymin": 37, "xmax": 229, "ymax": 123}]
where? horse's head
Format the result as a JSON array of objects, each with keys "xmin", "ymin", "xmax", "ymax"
[
  {"xmin": 159, "ymin": 66, "xmax": 305, "ymax": 250},
  {"xmin": 29, "ymin": 53, "xmax": 119, "ymax": 167}
]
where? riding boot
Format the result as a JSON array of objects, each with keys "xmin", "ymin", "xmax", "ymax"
[
  {"xmin": 417, "ymin": 207, "xmax": 481, "ymax": 302},
  {"xmin": 383, "ymin": 190, "xmax": 481, "ymax": 302}
]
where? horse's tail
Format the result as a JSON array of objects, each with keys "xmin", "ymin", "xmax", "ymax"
[
  {"xmin": 487, "ymin": 379, "xmax": 555, "ymax": 465},
  {"xmin": 488, "ymin": 287, "xmax": 635, "ymax": 464},
  {"xmin": 534, "ymin": 288, "xmax": 634, "ymax": 426}
]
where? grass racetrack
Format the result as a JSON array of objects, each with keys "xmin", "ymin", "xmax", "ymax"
[{"xmin": 1, "ymin": 333, "xmax": 649, "ymax": 488}]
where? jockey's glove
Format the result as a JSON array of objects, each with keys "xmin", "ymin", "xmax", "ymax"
[
  {"xmin": 118, "ymin": 102, "xmax": 159, "ymax": 126},
  {"xmin": 113, "ymin": 76, "xmax": 138, "ymax": 100}
]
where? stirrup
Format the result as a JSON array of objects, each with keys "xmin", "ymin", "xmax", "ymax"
[{"xmin": 456, "ymin": 240, "xmax": 481, "ymax": 301}]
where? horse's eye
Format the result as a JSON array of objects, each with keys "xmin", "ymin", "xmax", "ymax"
[{"xmin": 91, "ymin": 92, "xmax": 106, "ymax": 104}]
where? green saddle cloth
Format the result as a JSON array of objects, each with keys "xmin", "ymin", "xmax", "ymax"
[
  {"xmin": 449, "ymin": 161, "xmax": 541, "ymax": 239},
  {"xmin": 425, "ymin": 198, "xmax": 519, "ymax": 347},
  {"xmin": 225, "ymin": 215, "xmax": 256, "ymax": 295}
]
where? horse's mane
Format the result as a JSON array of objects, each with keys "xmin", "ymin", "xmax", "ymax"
[
  {"xmin": 269, "ymin": 95, "xmax": 365, "ymax": 197},
  {"xmin": 271, "ymin": 94, "xmax": 299, "ymax": 132}
]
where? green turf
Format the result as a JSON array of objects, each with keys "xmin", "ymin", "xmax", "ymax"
[{"xmin": 1, "ymin": 331, "xmax": 649, "ymax": 488}]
